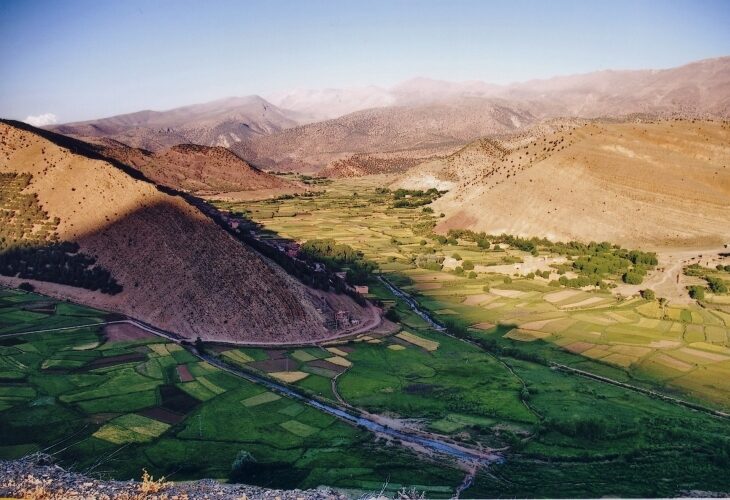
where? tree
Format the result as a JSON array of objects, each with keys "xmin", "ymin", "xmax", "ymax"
[
  {"xmin": 468, "ymin": 271, "xmax": 477, "ymax": 279},
  {"xmin": 451, "ymin": 252, "xmax": 462, "ymax": 261},
  {"xmin": 17, "ymin": 282, "xmax": 34, "ymax": 292},
  {"xmin": 462, "ymin": 260, "xmax": 474, "ymax": 270},
  {"xmin": 688, "ymin": 285, "xmax": 706, "ymax": 300},
  {"xmin": 640, "ymin": 289, "xmax": 656, "ymax": 301},
  {"xmin": 622, "ymin": 271, "xmax": 643, "ymax": 285}
]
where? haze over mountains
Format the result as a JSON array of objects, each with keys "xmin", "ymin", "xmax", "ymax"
[{"xmin": 50, "ymin": 57, "xmax": 730, "ymax": 174}]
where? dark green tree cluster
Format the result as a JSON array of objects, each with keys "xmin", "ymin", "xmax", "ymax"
[
  {"xmin": 688, "ymin": 285, "xmax": 706, "ymax": 300},
  {"xmin": 300, "ymin": 239, "xmax": 377, "ymax": 285},
  {"xmin": 0, "ymin": 242, "xmax": 123, "ymax": 294},
  {"xmin": 391, "ymin": 188, "xmax": 444, "ymax": 208},
  {"xmin": 706, "ymin": 276, "xmax": 728, "ymax": 294},
  {"xmin": 0, "ymin": 172, "xmax": 122, "ymax": 295}
]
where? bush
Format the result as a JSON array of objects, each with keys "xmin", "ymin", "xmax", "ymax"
[
  {"xmin": 454, "ymin": 266, "xmax": 464, "ymax": 276},
  {"xmin": 503, "ymin": 276, "xmax": 512, "ymax": 284},
  {"xmin": 688, "ymin": 285, "xmax": 706, "ymax": 300},
  {"xmin": 468, "ymin": 271, "xmax": 477, "ymax": 279},
  {"xmin": 384, "ymin": 308, "xmax": 401, "ymax": 322},
  {"xmin": 17, "ymin": 282, "xmax": 34, "ymax": 292},
  {"xmin": 706, "ymin": 276, "xmax": 728, "ymax": 294},
  {"xmin": 462, "ymin": 260, "xmax": 474, "ymax": 270},
  {"xmin": 622, "ymin": 271, "xmax": 643, "ymax": 285},
  {"xmin": 451, "ymin": 253, "xmax": 462, "ymax": 261},
  {"xmin": 422, "ymin": 207, "xmax": 433, "ymax": 213},
  {"xmin": 548, "ymin": 280, "xmax": 560, "ymax": 287},
  {"xmin": 640, "ymin": 289, "xmax": 656, "ymax": 301},
  {"xmin": 482, "ymin": 285, "xmax": 490, "ymax": 292}
]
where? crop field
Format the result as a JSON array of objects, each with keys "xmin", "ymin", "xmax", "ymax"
[
  {"xmin": 218, "ymin": 177, "xmax": 730, "ymax": 496},
  {"xmin": 0, "ymin": 288, "xmax": 463, "ymax": 495},
  {"xmin": 230, "ymin": 177, "xmax": 730, "ymax": 409}
]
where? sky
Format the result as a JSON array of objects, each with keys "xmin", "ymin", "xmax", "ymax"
[{"xmin": 1, "ymin": 0, "xmax": 729, "ymax": 124}]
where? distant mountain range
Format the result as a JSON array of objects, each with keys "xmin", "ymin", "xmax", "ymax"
[{"xmin": 49, "ymin": 57, "xmax": 730, "ymax": 173}]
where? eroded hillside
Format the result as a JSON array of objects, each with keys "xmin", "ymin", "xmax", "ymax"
[
  {"xmin": 91, "ymin": 139, "xmax": 305, "ymax": 197},
  {"xmin": 0, "ymin": 120, "xmax": 350, "ymax": 342},
  {"xmin": 396, "ymin": 119, "xmax": 730, "ymax": 248}
]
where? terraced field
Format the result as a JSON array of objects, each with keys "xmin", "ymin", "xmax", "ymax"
[
  {"xmin": 214, "ymin": 176, "xmax": 730, "ymax": 497},
  {"xmin": 0, "ymin": 288, "xmax": 462, "ymax": 496},
  {"xmin": 227, "ymin": 177, "xmax": 730, "ymax": 410}
]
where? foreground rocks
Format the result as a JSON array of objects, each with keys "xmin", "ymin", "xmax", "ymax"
[{"xmin": 0, "ymin": 454, "xmax": 349, "ymax": 500}]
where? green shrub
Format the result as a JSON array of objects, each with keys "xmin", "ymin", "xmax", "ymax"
[
  {"xmin": 451, "ymin": 253, "xmax": 462, "ymax": 261},
  {"xmin": 468, "ymin": 271, "xmax": 477, "ymax": 279},
  {"xmin": 640, "ymin": 289, "xmax": 656, "ymax": 301},
  {"xmin": 688, "ymin": 286, "xmax": 706, "ymax": 300},
  {"xmin": 706, "ymin": 276, "xmax": 728, "ymax": 294},
  {"xmin": 503, "ymin": 276, "xmax": 512, "ymax": 284},
  {"xmin": 622, "ymin": 271, "xmax": 643, "ymax": 285},
  {"xmin": 462, "ymin": 260, "xmax": 474, "ymax": 270}
]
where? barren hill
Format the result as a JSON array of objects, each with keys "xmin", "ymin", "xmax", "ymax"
[
  {"xmin": 0, "ymin": 120, "xmax": 360, "ymax": 342},
  {"xmin": 50, "ymin": 96, "xmax": 305, "ymax": 152},
  {"xmin": 234, "ymin": 98, "xmax": 536, "ymax": 172},
  {"xmin": 395, "ymin": 119, "xmax": 730, "ymax": 249},
  {"xmin": 91, "ymin": 139, "xmax": 304, "ymax": 197}
]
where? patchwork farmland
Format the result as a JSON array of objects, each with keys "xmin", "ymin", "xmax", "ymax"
[{"xmin": 208, "ymin": 176, "xmax": 730, "ymax": 496}]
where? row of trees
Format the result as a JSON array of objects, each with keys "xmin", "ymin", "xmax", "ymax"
[{"xmin": 299, "ymin": 239, "xmax": 377, "ymax": 286}]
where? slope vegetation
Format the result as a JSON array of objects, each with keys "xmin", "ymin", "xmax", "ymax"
[
  {"xmin": 396, "ymin": 119, "xmax": 730, "ymax": 249},
  {"xmin": 0, "ymin": 120, "xmax": 341, "ymax": 342}
]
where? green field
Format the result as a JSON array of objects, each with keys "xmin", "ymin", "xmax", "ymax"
[
  {"xmin": 211, "ymin": 177, "xmax": 730, "ymax": 496},
  {"xmin": 2, "ymin": 176, "xmax": 730, "ymax": 497},
  {"xmin": 0, "ymin": 288, "xmax": 461, "ymax": 495}
]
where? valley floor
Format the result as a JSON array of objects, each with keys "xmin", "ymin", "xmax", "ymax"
[{"xmin": 1, "ymin": 176, "xmax": 730, "ymax": 497}]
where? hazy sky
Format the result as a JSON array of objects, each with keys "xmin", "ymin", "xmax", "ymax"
[{"xmin": 1, "ymin": 0, "xmax": 728, "ymax": 123}]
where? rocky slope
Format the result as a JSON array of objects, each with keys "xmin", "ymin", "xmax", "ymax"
[
  {"xmin": 0, "ymin": 119, "xmax": 356, "ymax": 343},
  {"xmin": 395, "ymin": 119, "xmax": 730, "ymax": 249},
  {"xmin": 90, "ymin": 138, "xmax": 304, "ymax": 196},
  {"xmin": 233, "ymin": 98, "xmax": 536, "ymax": 172},
  {"xmin": 0, "ymin": 454, "xmax": 348, "ymax": 500}
]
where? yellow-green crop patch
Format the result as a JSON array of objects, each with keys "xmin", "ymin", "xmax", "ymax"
[{"xmin": 242, "ymin": 391, "xmax": 281, "ymax": 407}]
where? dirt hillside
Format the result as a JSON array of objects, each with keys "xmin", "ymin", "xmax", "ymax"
[
  {"xmin": 234, "ymin": 98, "xmax": 536, "ymax": 172},
  {"xmin": 91, "ymin": 139, "xmax": 305, "ymax": 196},
  {"xmin": 395, "ymin": 119, "xmax": 730, "ymax": 249},
  {"xmin": 0, "ymin": 120, "xmax": 349, "ymax": 342}
]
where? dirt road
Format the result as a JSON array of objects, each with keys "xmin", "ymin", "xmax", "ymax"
[{"xmin": 613, "ymin": 246, "xmax": 728, "ymax": 304}]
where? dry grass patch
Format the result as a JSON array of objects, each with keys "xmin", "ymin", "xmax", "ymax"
[
  {"xmin": 504, "ymin": 329, "xmax": 550, "ymax": 342},
  {"xmin": 270, "ymin": 371, "xmax": 309, "ymax": 383},
  {"xmin": 653, "ymin": 354, "xmax": 694, "ymax": 372},
  {"xmin": 564, "ymin": 341, "xmax": 596, "ymax": 354},
  {"xmin": 396, "ymin": 331, "xmax": 440, "ymax": 351},
  {"xmin": 221, "ymin": 350, "xmax": 254, "ymax": 364},
  {"xmin": 325, "ymin": 347, "xmax": 349, "ymax": 357},
  {"xmin": 324, "ymin": 356, "xmax": 352, "ymax": 367}
]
